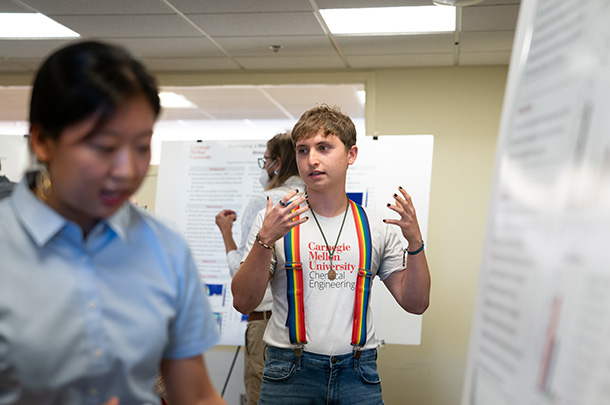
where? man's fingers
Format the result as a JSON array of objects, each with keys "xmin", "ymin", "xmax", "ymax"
[
  {"xmin": 278, "ymin": 189, "xmax": 305, "ymax": 208},
  {"xmin": 290, "ymin": 215, "xmax": 310, "ymax": 228},
  {"xmin": 397, "ymin": 187, "xmax": 415, "ymax": 209},
  {"xmin": 383, "ymin": 218, "xmax": 398, "ymax": 226},
  {"xmin": 401, "ymin": 187, "xmax": 414, "ymax": 205},
  {"xmin": 393, "ymin": 192, "xmax": 407, "ymax": 208},
  {"xmin": 290, "ymin": 204, "xmax": 310, "ymax": 219}
]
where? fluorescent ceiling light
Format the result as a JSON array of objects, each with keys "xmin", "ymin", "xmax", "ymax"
[
  {"xmin": 320, "ymin": 6, "xmax": 456, "ymax": 35},
  {"xmin": 159, "ymin": 92, "xmax": 197, "ymax": 109},
  {"xmin": 0, "ymin": 13, "xmax": 80, "ymax": 38}
]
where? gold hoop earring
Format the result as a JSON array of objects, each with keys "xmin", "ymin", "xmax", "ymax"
[{"xmin": 35, "ymin": 166, "xmax": 52, "ymax": 203}]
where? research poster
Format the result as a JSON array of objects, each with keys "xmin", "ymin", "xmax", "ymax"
[
  {"xmin": 155, "ymin": 140, "xmax": 267, "ymax": 346},
  {"xmin": 156, "ymin": 136, "xmax": 433, "ymax": 346},
  {"xmin": 463, "ymin": 1, "xmax": 610, "ymax": 404}
]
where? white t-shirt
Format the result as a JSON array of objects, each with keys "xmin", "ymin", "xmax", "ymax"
[{"xmin": 243, "ymin": 202, "xmax": 404, "ymax": 355}]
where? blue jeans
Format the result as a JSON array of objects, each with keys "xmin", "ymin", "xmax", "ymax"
[{"xmin": 258, "ymin": 346, "xmax": 384, "ymax": 405}]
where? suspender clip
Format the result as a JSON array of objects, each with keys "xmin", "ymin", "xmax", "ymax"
[
  {"xmin": 352, "ymin": 345, "xmax": 363, "ymax": 359},
  {"xmin": 358, "ymin": 269, "xmax": 372, "ymax": 277},
  {"xmin": 285, "ymin": 261, "xmax": 302, "ymax": 270},
  {"xmin": 294, "ymin": 344, "xmax": 305, "ymax": 357}
]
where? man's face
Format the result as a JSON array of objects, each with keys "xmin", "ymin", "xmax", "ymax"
[{"xmin": 295, "ymin": 129, "xmax": 357, "ymax": 194}]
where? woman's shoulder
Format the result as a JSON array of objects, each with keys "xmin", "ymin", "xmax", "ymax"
[
  {"xmin": 266, "ymin": 176, "xmax": 305, "ymax": 198},
  {"xmin": 0, "ymin": 200, "xmax": 15, "ymax": 234},
  {"xmin": 123, "ymin": 204, "xmax": 187, "ymax": 247}
]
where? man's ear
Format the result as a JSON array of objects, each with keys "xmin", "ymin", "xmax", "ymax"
[
  {"xmin": 29, "ymin": 124, "xmax": 52, "ymax": 163},
  {"xmin": 347, "ymin": 145, "xmax": 358, "ymax": 166}
]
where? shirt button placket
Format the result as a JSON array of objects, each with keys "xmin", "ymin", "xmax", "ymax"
[{"xmin": 79, "ymin": 250, "xmax": 108, "ymax": 375}]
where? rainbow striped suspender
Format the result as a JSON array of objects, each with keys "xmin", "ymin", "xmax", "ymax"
[
  {"xmin": 283, "ymin": 199, "xmax": 373, "ymax": 356},
  {"xmin": 284, "ymin": 207, "xmax": 307, "ymax": 348},
  {"xmin": 349, "ymin": 200, "xmax": 373, "ymax": 352}
]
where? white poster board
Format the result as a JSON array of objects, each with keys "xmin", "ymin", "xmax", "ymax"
[
  {"xmin": 156, "ymin": 135, "xmax": 433, "ymax": 346},
  {"xmin": 462, "ymin": 0, "xmax": 610, "ymax": 404},
  {"xmin": 347, "ymin": 135, "xmax": 433, "ymax": 345},
  {"xmin": 0, "ymin": 135, "xmax": 30, "ymax": 181}
]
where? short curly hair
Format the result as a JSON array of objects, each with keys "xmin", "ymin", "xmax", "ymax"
[{"xmin": 291, "ymin": 104, "xmax": 356, "ymax": 151}]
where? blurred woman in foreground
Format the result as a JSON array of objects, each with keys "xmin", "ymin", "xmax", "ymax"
[{"xmin": 0, "ymin": 41, "xmax": 225, "ymax": 405}]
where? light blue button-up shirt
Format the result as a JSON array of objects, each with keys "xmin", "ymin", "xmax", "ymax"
[{"xmin": 0, "ymin": 176, "xmax": 219, "ymax": 404}]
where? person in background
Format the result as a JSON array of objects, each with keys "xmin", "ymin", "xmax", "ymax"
[
  {"xmin": 0, "ymin": 41, "xmax": 225, "ymax": 405},
  {"xmin": 215, "ymin": 131, "xmax": 304, "ymax": 405},
  {"xmin": 0, "ymin": 159, "xmax": 17, "ymax": 199},
  {"xmin": 232, "ymin": 104, "xmax": 431, "ymax": 404}
]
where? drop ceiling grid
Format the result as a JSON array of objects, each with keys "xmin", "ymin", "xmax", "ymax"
[
  {"xmin": 0, "ymin": 0, "xmax": 520, "ymax": 71},
  {"xmin": 0, "ymin": 0, "xmax": 521, "ymax": 122}
]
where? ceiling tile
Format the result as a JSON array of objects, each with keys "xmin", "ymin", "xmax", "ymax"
[
  {"xmin": 50, "ymin": 15, "xmax": 201, "ymax": 38},
  {"xmin": 459, "ymin": 31, "xmax": 515, "ymax": 52},
  {"xmin": 235, "ymin": 55, "xmax": 346, "ymax": 69},
  {"xmin": 140, "ymin": 57, "xmax": 240, "ymax": 71},
  {"xmin": 315, "ymin": 0, "xmax": 432, "ymax": 8},
  {"xmin": 347, "ymin": 53, "xmax": 455, "ymax": 68},
  {"xmin": 470, "ymin": 0, "xmax": 521, "ymax": 5},
  {"xmin": 170, "ymin": 0, "xmax": 314, "ymax": 13},
  {"xmin": 0, "ymin": 1, "xmax": 31, "ymax": 12},
  {"xmin": 19, "ymin": 0, "xmax": 174, "ymax": 15},
  {"xmin": 461, "ymin": 5, "xmax": 521, "ymax": 32},
  {"xmin": 0, "ymin": 0, "xmax": 521, "ymax": 123},
  {"xmin": 336, "ymin": 34, "xmax": 455, "ymax": 55},
  {"xmin": 187, "ymin": 12, "xmax": 324, "ymax": 37},
  {"xmin": 214, "ymin": 36, "xmax": 336, "ymax": 56},
  {"xmin": 114, "ymin": 37, "xmax": 226, "ymax": 58}
]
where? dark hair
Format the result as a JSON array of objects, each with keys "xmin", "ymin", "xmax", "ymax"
[
  {"xmin": 266, "ymin": 131, "xmax": 299, "ymax": 190},
  {"xmin": 291, "ymin": 104, "xmax": 356, "ymax": 151},
  {"xmin": 29, "ymin": 41, "xmax": 160, "ymax": 140}
]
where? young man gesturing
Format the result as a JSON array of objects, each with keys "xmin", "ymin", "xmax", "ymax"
[{"xmin": 232, "ymin": 104, "xmax": 431, "ymax": 404}]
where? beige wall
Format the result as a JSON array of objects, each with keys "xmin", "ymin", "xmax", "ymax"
[
  {"xmin": 373, "ymin": 67, "xmax": 506, "ymax": 404},
  {"xmin": 0, "ymin": 65, "xmax": 507, "ymax": 404}
]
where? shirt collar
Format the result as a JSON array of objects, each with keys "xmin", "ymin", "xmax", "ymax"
[
  {"xmin": 11, "ymin": 173, "xmax": 131, "ymax": 246},
  {"xmin": 12, "ymin": 174, "xmax": 67, "ymax": 246},
  {"xmin": 105, "ymin": 204, "xmax": 130, "ymax": 242}
]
